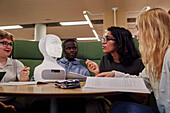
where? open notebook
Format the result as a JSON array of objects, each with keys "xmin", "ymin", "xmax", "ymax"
[{"xmin": 83, "ymin": 77, "xmax": 150, "ymax": 93}]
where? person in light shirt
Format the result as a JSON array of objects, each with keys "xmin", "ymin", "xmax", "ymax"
[
  {"xmin": 97, "ymin": 8, "xmax": 170, "ymax": 113},
  {"xmin": 0, "ymin": 30, "xmax": 30, "ymax": 113}
]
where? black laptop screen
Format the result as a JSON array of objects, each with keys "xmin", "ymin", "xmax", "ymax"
[{"xmin": 0, "ymin": 72, "xmax": 6, "ymax": 81}]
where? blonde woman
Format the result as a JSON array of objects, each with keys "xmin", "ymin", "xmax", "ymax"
[{"xmin": 97, "ymin": 8, "xmax": 170, "ymax": 113}]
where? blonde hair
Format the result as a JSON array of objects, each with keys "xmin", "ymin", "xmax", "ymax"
[
  {"xmin": 137, "ymin": 8, "xmax": 170, "ymax": 82},
  {"xmin": 0, "ymin": 30, "xmax": 14, "ymax": 42}
]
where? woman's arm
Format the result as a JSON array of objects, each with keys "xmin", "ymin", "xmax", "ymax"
[{"xmin": 157, "ymin": 49, "xmax": 170, "ymax": 113}]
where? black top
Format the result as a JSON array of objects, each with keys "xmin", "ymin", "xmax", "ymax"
[
  {"xmin": 99, "ymin": 54, "xmax": 145, "ymax": 103},
  {"xmin": 99, "ymin": 54, "xmax": 144, "ymax": 75}
]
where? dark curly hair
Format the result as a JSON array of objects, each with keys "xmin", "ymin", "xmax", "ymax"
[{"xmin": 107, "ymin": 26, "xmax": 140, "ymax": 66}]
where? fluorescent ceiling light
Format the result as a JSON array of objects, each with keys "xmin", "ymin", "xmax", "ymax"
[
  {"xmin": 127, "ymin": 6, "xmax": 151, "ymax": 13},
  {"xmin": 60, "ymin": 21, "xmax": 88, "ymax": 26},
  {"xmin": 92, "ymin": 29, "xmax": 99, "ymax": 39},
  {"xmin": 77, "ymin": 37, "xmax": 98, "ymax": 41},
  {"xmin": 0, "ymin": 25, "xmax": 23, "ymax": 30},
  {"xmin": 83, "ymin": 11, "xmax": 100, "ymax": 41},
  {"xmin": 83, "ymin": 14, "xmax": 93, "ymax": 28}
]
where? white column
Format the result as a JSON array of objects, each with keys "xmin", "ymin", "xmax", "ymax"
[
  {"xmin": 112, "ymin": 8, "xmax": 117, "ymax": 26},
  {"xmin": 34, "ymin": 23, "xmax": 47, "ymax": 41}
]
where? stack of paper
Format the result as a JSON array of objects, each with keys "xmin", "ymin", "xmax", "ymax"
[{"xmin": 83, "ymin": 77, "xmax": 150, "ymax": 93}]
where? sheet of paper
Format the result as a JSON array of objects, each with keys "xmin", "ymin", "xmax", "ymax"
[
  {"xmin": 0, "ymin": 81, "xmax": 37, "ymax": 85},
  {"xmin": 0, "ymin": 80, "xmax": 60, "ymax": 85},
  {"xmin": 83, "ymin": 77, "xmax": 150, "ymax": 93}
]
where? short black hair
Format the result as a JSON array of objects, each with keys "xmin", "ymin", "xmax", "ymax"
[
  {"xmin": 63, "ymin": 39, "xmax": 78, "ymax": 48},
  {"xmin": 107, "ymin": 26, "xmax": 140, "ymax": 66}
]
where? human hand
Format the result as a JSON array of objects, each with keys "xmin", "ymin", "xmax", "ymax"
[
  {"xmin": 5, "ymin": 105, "xmax": 17, "ymax": 113},
  {"xmin": 0, "ymin": 102, "xmax": 17, "ymax": 113},
  {"xmin": 19, "ymin": 66, "xmax": 30, "ymax": 81},
  {"xmin": 86, "ymin": 59, "xmax": 100, "ymax": 75},
  {"xmin": 96, "ymin": 71, "xmax": 115, "ymax": 77}
]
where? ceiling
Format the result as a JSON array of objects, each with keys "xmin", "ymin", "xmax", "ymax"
[{"xmin": 0, "ymin": 0, "xmax": 169, "ymax": 40}]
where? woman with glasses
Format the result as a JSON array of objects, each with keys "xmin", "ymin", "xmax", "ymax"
[
  {"xmin": 85, "ymin": 26, "xmax": 145, "ymax": 113},
  {"xmin": 86, "ymin": 26, "xmax": 144, "ymax": 76},
  {"xmin": 0, "ymin": 30, "xmax": 30, "ymax": 113}
]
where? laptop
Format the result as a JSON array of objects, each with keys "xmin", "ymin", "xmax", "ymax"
[{"xmin": 0, "ymin": 72, "xmax": 6, "ymax": 81}]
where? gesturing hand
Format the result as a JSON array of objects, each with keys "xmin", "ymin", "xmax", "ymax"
[
  {"xmin": 19, "ymin": 66, "xmax": 30, "ymax": 81},
  {"xmin": 86, "ymin": 59, "xmax": 100, "ymax": 75}
]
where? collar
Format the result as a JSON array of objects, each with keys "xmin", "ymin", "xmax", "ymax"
[
  {"xmin": 59, "ymin": 57, "xmax": 80, "ymax": 65},
  {"xmin": 6, "ymin": 58, "xmax": 13, "ymax": 66}
]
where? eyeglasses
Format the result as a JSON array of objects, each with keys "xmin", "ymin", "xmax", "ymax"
[
  {"xmin": 99, "ymin": 37, "xmax": 116, "ymax": 44},
  {"xmin": 0, "ymin": 41, "xmax": 13, "ymax": 47}
]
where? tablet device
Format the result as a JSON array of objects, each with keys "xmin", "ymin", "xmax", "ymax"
[{"xmin": 0, "ymin": 72, "xmax": 6, "ymax": 81}]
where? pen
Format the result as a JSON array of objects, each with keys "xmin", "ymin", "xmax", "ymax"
[{"xmin": 22, "ymin": 66, "xmax": 29, "ymax": 72}]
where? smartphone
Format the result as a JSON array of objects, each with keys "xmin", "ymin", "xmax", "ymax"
[{"xmin": 55, "ymin": 79, "xmax": 80, "ymax": 89}]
